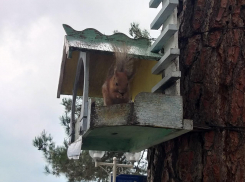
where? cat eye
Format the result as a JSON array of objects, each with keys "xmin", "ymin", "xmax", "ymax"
[{"xmin": 116, "ymin": 83, "xmax": 118, "ymax": 86}]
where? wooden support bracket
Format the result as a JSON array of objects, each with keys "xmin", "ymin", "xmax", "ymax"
[
  {"xmin": 150, "ymin": 0, "xmax": 179, "ymax": 30},
  {"xmin": 152, "ymin": 48, "xmax": 180, "ymax": 74},
  {"xmin": 152, "ymin": 71, "xmax": 181, "ymax": 93},
  {"xmin": 149, "ymin": 24, "xmax": 178, "ymax": 53},
  {"xmin": 149, "ymin": 0, "xmax": 162, "ymax": 8}
]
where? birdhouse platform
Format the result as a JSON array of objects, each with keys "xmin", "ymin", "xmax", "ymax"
[
  {"xmin": 57, "ymin": 22, "xmax": 193, "ymax": 155},
  {"xmin": 82, "ymin": 92, "xmax": 192, "ymax": 152}
]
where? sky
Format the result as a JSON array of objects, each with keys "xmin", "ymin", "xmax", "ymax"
[{"xmin": 0, "ymin": 1, "xmax": 161, "ymax": 181}]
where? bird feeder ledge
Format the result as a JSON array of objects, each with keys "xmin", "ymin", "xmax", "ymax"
[
  {"xmin": 57, "ymin": 24, "xmax": 193, "ymax": 155},
  {"xmin": 81, "ymin": 92, "xmax": 192, "ymax": 152}
]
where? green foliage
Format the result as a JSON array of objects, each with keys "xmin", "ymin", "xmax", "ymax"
[
  {"xmin": 33, "ymin": 130, "xmax": 109, "ymax": 181},
  {"xmin": 113, "ymin": 22, "xmax": 153, "ymax": 44},
  {"xmin": 129, "ymin": 22, "xmax": 150, "ymax": 40},
  {"xmin": 33, "ymin": 97, "xmax": 147, "ymax": 182}
]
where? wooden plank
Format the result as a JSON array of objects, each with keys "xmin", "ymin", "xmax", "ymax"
[
  {"xmin": 90, "ymin": 103, "xmax": 134, "ymax": 128},
  {"xmin": 81, "ymin": 119, "xmax": 193, "ymax": 152},
  {"xmin": 149, "ymin": 0, "xmax": 162, "ymax": 8},
  {"xmin": 129, "ymin": 128, "xmax": 177, "ymax": 152},
  {"xmin": 130, "ymin": 120, "xmax": 193, "ymax": 152},
  {"xmin": 82, "ymin": 136, "xmax": 131, "ymax": 152},
  {"xmin": 57, "ymin": 44, "xmax": 67, "ymax": 98},
  {"xmin": 70, "ymin": 51, "xmax": 89, "ymax": 142},
  {"xmin": 81, "ymin": 52, "xmax": 90, "ymax": 134},
  {"xmin": 134, "ymin": 92, "xmax": 183, "ymax": 129},
  {"xmin": 149, "ymin": 24, "xmax": 178, "ymax": 53},
  {"xmin": 151, "ymin": 71, "xmax": 181, "ymax": 93},
  {"xmin": 81, "ymin": 126, "xmax": 182, "ymax": 152},
  {"xmin": 80, "ymin": 93, "xmax": 189, "ymax": 152},
  {"xmin": 89, "ymin": 93, "xmax": 183, "ymax": 129},
  {"xmin": 75, "ymin": 99, "xmax": 92, "ymax": 140},
  {"xmin": 70, "ymin": 52, "xmax": 85, "ymax": 142},
  {"xmin": 150, "ymin": 0, "xmax": 178, "ymax": 30},
  {"xmin": 152, "ymin": 48, "xmax": 180, "ymax": 74},
  {"xmin": 75, "ymin": 118, "xmax": 82, "ymax": 141}
]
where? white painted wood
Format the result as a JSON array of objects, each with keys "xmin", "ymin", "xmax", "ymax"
[
  {"xmin": 72, "ymin": 51, "xmax": 90, "ymax": 141},
  {"xmin": 152, "ymin": 48, "xmax": 179, "ymax": 74},
  {"xmin": 57, "ymin": 45, "xmax": 67, "ymax": 98},
  {"xmin": 149, "ymin": 0, "xmax": 162, "ymax": 8},
  {"xmin": 164, "ymin": 8, "xmax": 180, "ymax": 95},
  {"xmin": 75, "ymin": 99, "xmax": 92, "ymax": 140},
  {"xmin": 150, "ymin": 0, "xmax": 178, "ymax": 30},
  {"xmin": 70, "ymin": 51, "xmax": 85, "ymax": 142},
  {"xmin": 151, "ymin": 71, "xmax": 181, "ymax": 93},
  {"xmin": 81, "ymin": 52, "xmax": 90, "ymax": 134},
  {"xmin": 150, "ymin": 24, "xmax": 178, "ymax": 53},
  {"xmin": 161, "ymin": 6, "xmax": 175, "ymax": 30},
  {"xmin": 164, "ymin": 59, "xmax": 180, "ymax": 96},
  {"xmin": 86, "ymin": 98, "xmax": 92, "ymax": 132}
]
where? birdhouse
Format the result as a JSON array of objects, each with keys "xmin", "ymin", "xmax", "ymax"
[
  {"xmin": 58, "ymin": 0, "xmax": 193, "ymax": 157},
  {"xmin": 57, "ymin": 25, "xmax": 163, "ymax": 100}
]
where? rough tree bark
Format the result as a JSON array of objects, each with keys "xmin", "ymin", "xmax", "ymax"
[{"xmin": 148, "ymin": 0, "xmax": 245, "ymax": 181}]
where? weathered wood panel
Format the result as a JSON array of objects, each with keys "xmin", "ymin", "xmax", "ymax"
[
  {"xmin": 134, "ymin": 92, "xmax": 183, "ymax": 128},
  {"xmin": 89, "ymin": 93, "xmax": 183, "ymax": 129},
  {"xmin": 79, "ymin": 93, "xmax": 191, "ymax": 152},
  {"xmin": 90, "ymin": 103, "xmax": 134, "ymax": 128}
]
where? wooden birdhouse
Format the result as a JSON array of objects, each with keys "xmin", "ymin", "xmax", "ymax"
[{"xmin": 57, "ymin": 0, "xmax": 193, "ymax": 157}]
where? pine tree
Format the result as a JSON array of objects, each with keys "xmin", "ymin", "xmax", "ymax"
[
  {"xmin": 33, "ymin": 98, "xmax": 147, "ymax": 182},
  {"xmin": 147, "ymin": 1, "xmax": 245, "ymax": 181}
]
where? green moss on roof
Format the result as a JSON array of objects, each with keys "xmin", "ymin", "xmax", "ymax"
[{"xmin": 63, "ymin": 24, "xmax": 161, "ymax": 60}]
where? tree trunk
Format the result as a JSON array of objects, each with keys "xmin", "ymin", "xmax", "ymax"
[{"xmin": 148, "ymin": 0, "xmax": 245, "ymax": 181}]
